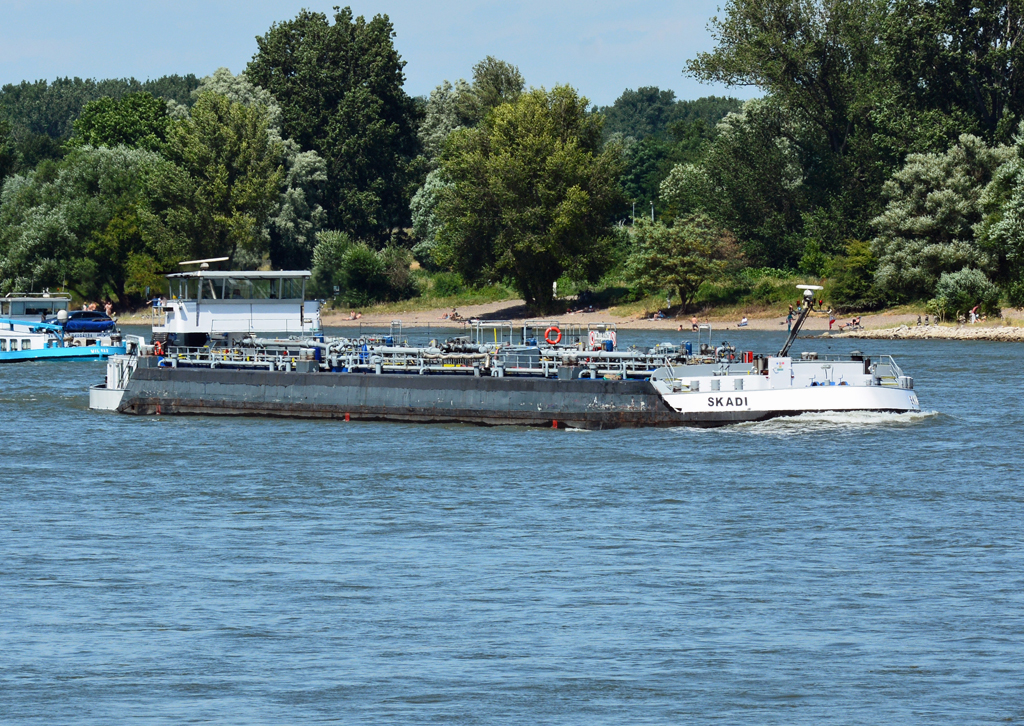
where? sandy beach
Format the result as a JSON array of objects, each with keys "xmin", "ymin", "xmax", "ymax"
[
  {"xmin": 115, "ymin": 298, "xmax": 1024, "ymax": 340},
  {"xmin": 320, "ymin": 299, "xmax": 925, "ymax": 332}
]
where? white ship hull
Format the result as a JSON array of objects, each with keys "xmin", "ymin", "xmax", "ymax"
[{"xmin": 660, "ymin": 384, "xmax": 919, "ymax": 416}]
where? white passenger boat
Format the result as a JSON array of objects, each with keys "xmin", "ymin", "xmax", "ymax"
[{"xmin": 0, "ymin": 293, "xmax": 127, "ymax": 363}]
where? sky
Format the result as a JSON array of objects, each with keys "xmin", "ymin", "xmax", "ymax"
[{"xmin": 0, "ymin": 0, "xmax": 760, "ymax": 107}]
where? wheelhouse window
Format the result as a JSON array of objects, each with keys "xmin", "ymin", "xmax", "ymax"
[
  {"xmin": 250, "ymin": 279, "xmax": 272, "ymax": 299},
  {"xmin": 280, "ymin": 278, "xmax": 304, "ymax": 299},
  {"xmin": 224, "ymin": 278, "xmax": 251, "ymax": 299}
]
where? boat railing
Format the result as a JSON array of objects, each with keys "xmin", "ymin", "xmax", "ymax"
[
  {"xmin": 156, "ymin": 338, "xmax": 694, "ymax": 379},
  {"xmin": 468, "ymin": 320, "xmax": 618, "ymax": 347}
]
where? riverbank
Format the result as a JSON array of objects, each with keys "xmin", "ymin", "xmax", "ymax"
[
  {"xmin": 114, "ymin": 299, "xmax": 1024, "ymax": 339},
  {"xmin": 320, "ymin": 300, "xmax": 927, "ymax": 332},
  {"xmin": 831, "ymin": 322, "xmax": 1024, "ymax": 342}
]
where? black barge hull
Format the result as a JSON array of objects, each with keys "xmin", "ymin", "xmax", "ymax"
[{"xmin": 116, "ymin": 367, "xmax": 775, "ymax": 429}]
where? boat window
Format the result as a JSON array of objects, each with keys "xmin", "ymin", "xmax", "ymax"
[
  {"xmin": 24, "ymin": 302, "xmax": 57, "ymax": 315},
  {"xmin": 224, "ymin": 277, "xmax": 251, "ymax": 299},
  {"xmin": 203, "ymin": 279, "xmax": 220, "ymax": 299},
  {"xmin": 9, "ymin": 340, "xmax": 18, "ymax": 351},
  {"xmin": 0, "ymin": 339, "xmax": 6, "ymax": 351},
  {"xmin": 10, "ymin": 302, "xmax": 25, "ymax": 315},
  {"xmin": 280, "ymin": 278, "xmax": 304, "ymax": 299},
  {"xmin": 250, "ymin": 279, "xmax": 272, "ymax": 299},
  {"xmin": 22, "ymin": 339, "xmax": 32, "ymax": 350}
]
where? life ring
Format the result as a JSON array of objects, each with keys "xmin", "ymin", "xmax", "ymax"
[
  {"xmin": 153, "ymin": 341, "xmax": 164, "ymax": 356},
  {"xmin": 544, "ymin": 326, "xmax": 562, "ymax": 345}
]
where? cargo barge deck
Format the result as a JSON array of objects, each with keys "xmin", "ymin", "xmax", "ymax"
[{"xmin": 89, "ymin": 273, "xmax": 921, "ymax": 428}]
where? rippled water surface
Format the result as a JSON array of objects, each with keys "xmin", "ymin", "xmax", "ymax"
[{"xmin": 2, "ymin": 328, "xmax": 1023, "ymax": 724}]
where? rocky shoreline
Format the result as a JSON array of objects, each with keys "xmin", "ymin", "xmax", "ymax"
[{"xmin": 831, "ymin": 324, "xmax": 1024, "ymax": 342}]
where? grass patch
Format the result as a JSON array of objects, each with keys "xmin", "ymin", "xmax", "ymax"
[{"xmin": 325, "ymin": 280, "xmax": 520, "ymax": 315}]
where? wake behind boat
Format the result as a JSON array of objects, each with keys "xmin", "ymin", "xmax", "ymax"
[{"xmin": 89, "ymin": 275, "xmax": 920, "ymax": 428}]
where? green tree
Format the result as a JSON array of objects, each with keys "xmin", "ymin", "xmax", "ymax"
[
  {"xmin": 247, "ymin": 7, "xmax": 420, "ymax": 242},
  {"xmin": 193, "ymin": 68, "xmax": 327, "ymax": 269},
  {"xmin": 0, "ymin": 145, "xmax": 189, "ymax": 302},
  {"xmin": 462, "ymin": 56, "xmax": 525, "ymax": 121},
  {"xmin": 71, "ymin": 92, "xmax": 171, "ymax": 152},
  {"xmin": 828, "ymin": 239, "xmax": 882, "ymax": 310},
  {"xmin": 688, "ymin": 0, "xmax": 877, "ymax": 158},
  {"xmin": 871, "ymin": 134, "xmax": 1012, "ymax": 300},
  {"xmin": 605, "ymin": 94, "xmax": 739, "ymax": 219},
  {"xmin": 598, "ymin": 89, "xmax": 740, "ymax": 142},
  {"xmin": 419, "ymin": 79, "xmax": 476, "ymax": 164},
  {"xmin": 880, "ymin": 1, "xmax": 1024, "ymax": 147},
  {"xmin": 409, "ymin": 168, "xmax": 451, "ymax": 267},
  {"xmin": 310, "ymin": 229, "xmax": 353, "ymax": 297},
  {"xmin": 0, "ymin": 118, "xmax": 15, "ymax": 181},
  {"xmin": 977, "ymin": 123, "xmax": 1024, "ymax": 290},
  {"xmin": 660, "ymin": 99, "xmax": 808, "ymax": 267},
  {"xmin": 625, "ymin": 215, "xmax": 737, "ymax": 310},
  {"xmin": 0, "ymin": 75, "xmax": 199, "ymax": 141},
  {"xmin": 433, "ymin": 86, "xmax": 624, "ymax": 312},
  {"xmin": 164, "ymin": 92, "xmax": 284, "ymax": 268},
  {"xmin": 684, "ymin": 0, "xmax": 895, "ymax": 271}
]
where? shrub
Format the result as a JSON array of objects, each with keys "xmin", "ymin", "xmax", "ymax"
[
  {"xmin": 310, "ymin": 230, "xmax": 353, "ymax": 298},
  {"xmin": 828, "ymin": 240, "xmax": 883, "ymax": 312},
  {"xmin": 379, "ymin": 245, "xmax": 416, "ymax": 300},
  {"xmin": 340, "ymin": 244, "xmax": 388, "ymax": 307},
  {"xmin": 431, "ymin": 271, "xmax": 464, "ymax": 297},
  {"xmin": 932, "ymin": 268, "xmax": 1001, "ymax": 318},
  {"xmin": 1006, "ymin": 279, "xmax": 1024, "ymax": 309}
]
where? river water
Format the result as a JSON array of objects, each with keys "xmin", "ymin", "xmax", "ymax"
[{"xmin": 1, "ymin": 327, "xmax": 1022, "ymax": 724}]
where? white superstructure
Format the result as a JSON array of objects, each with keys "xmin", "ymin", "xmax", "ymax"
[
  {"xmin": 92, "ymin": 268, "xmax": 320, "ymax": 410},
  {"xmin": 1, "ymin": 292, "xmax": 71, "ymax": 321},
  {"xmin": 154, "ymin": 270, "xmax": 320, "ymax": 340},
  {"xmin": 649, "ymin": 353, "xmax": 919, "ymax": 417}
]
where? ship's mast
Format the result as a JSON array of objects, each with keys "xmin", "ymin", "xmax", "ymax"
[{"xmin": 778, "ymin": 285, "xmax": 823, "ymax": 358}]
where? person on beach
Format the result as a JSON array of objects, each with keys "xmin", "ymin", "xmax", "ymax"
[
  {"xmin": 104, "ymin": 300, "xmax": 114, "ymax": 318},
  {"xmin": 829, "ymin": 309, "xmax": 836, "ymax": 330},
  {"xmin": 691, "ymin": 316, "xmax": 698, "ymax": 332},
  {"xmin": 738, "ymin": 316, "xmax": 748, "ymax": 327},
  {"xmin": 786, "ymin": 310, "xmax": 793, "ymax": 332}
]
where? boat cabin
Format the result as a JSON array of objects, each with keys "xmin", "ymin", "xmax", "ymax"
[
  {"xmin": 154, "ymin": 270, "xmax": 321, "ymax": 345},
  {"xmin": 1, "ymin": 293, "xmax": 71, "ymax": 321}
]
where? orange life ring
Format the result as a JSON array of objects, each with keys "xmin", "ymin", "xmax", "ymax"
[
  {"xmin": 544, "ymin": 326, "xmax": 562, "ymax": 345},
  {"xmin": 153, "ymin": 341, "xmax": 164, "ymax": 356}
]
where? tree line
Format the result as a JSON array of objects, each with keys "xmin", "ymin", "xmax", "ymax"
[{"xmin": 2, "ymin": 2, "xmax": 1024, "ymax": 316}]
